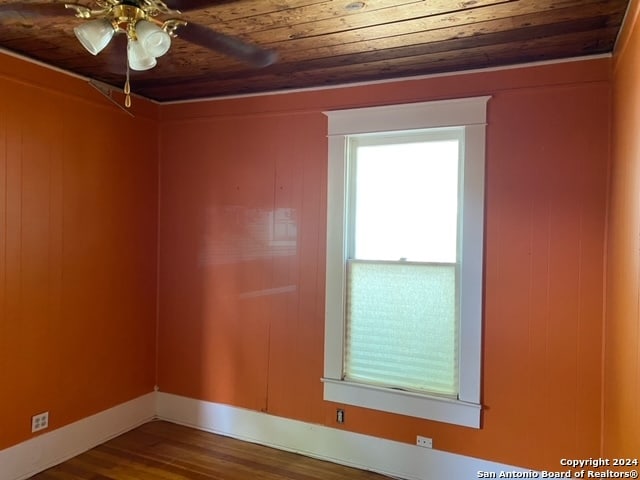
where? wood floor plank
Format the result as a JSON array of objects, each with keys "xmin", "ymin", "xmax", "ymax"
[{"xmin": 29, "ymin": 421, "xmax": 392, "ymax": 480}]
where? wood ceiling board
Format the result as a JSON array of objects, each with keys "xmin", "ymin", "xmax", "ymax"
[
  {"xmin": 0, "ymin": 0, "xmax": 629, "ymax": 101},
  {"xmin": 135, "ymin": 26, "xmax": 618, "ymax": 101}
]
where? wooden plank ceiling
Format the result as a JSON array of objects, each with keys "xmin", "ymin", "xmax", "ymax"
[{"xmin": 0, "ymin": 0, "xmax": 630, "ymax": 102}]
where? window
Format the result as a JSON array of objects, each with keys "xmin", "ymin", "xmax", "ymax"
[{"xmin": 323, "ymin": 97, "xmax": 489, "ymax": 428}]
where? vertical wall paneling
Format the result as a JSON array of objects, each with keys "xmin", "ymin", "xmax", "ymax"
[
  {"xmin": 0, "ymin": 54, "xmax": 159, "ymax": 450},
  {"xmin": 481, "ymin": 85, "xmax": 607, "ymax": 467},
  {"xmin": 263, "ymin": 114, "xmax": 327, "ymax": 422},
  {"xmin": 0, "ymin": 89, "xmax": 8, "ymax": 445},
  {"xmin": 157, "ymin": 59, "xmax": 611, "ymax": 471},
  {"xmin": 605, "ymin": 0, "xmax": 640, "ymax": 459},
  {"xmin": 157, "ymin": 113, "xmax": 328, "ymax": 418}
]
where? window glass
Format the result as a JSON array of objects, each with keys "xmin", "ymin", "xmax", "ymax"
[{"xmin": 352, "ymin": 138, "xmax": 459, "ymax": 263}]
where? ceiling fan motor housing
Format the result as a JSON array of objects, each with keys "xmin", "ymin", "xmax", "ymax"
[{"xmin": 110, "ymin": 4, "xmax": 147, "ymax": 38}]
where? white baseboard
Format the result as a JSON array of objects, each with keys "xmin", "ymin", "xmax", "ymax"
[
  {"xmin": 1, "ymin": 391, "xmax": 534, "ymax": 480},
  {"xmin": 0, "ymin": 392, "xmax": 156, "ymax": 480},
  {"xmin": 156, "ymin": 392, "xmax": 533, "ymax": 480}
]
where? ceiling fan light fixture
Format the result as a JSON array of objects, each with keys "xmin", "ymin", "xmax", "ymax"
[
  {"xmin": 73, "ymin": 18, "xmax": 115, "ymax": 55},
  {"xmin": 127, "ymin": 38, "xmax": 157, "ymax": 71},
  {"xmin": 61, "ymin": 0, "xmax": 277, "ymax": 107},
  {"xmin": 136, "ymin": 20, "xmax": 171, "ymax": 58}
]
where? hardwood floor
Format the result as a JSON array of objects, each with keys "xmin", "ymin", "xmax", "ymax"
[{"xmin": 30, "ymin": 420, "xmax": 393, "ymax": 479}]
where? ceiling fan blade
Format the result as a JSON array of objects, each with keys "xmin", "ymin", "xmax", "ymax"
[
  {"xmin": 162, "ymin": 0, "xmax": 237, "ymax": 13},
  {"xmin": 178, "ymin": 22, "xmax": 277, "ymax": 68},
  {"xmin": 0, "ymin": 2, "xmax": 70, "ymax": 21}
]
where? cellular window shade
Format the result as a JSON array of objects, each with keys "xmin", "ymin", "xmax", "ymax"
[{"xmin": 345, "ymin": 260, "xmax": 459, "ymax": 396}]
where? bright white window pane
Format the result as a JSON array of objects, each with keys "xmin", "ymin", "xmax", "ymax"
[
  {"xmin": 346, "ymin": 261, "xmax": 458, "ymax": 395},
  {"xmin": 353, "ymin": 139, "xmax": 459, "ymax": 263}
]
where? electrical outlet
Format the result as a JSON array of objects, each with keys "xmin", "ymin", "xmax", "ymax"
[
  {"xmin": 416, "ymin": 435, "xmax": 432, "ymax": 448},
  {"xmin": 336, "ymin": 408, "xmax": 345, "ymax": 424},
  {"xmin": 31, "ymin": 412, "xmax": 49, "ymax": 433}
]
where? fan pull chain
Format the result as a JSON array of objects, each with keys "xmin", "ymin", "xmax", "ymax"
[{"xmin": 124, "ymin": 62, "xmax": 132, "ymax": 108}]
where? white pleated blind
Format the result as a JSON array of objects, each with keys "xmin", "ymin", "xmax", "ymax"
[{"xmin": 345, "ymin": 260, "xmax": 459, "ymax": 395}]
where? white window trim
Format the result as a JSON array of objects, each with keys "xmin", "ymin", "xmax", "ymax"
[{"xmin": 323, "ymin": 97, "xmax": 490, "ymax": 429}]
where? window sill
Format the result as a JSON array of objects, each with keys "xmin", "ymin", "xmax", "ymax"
[{"xmin": 322, "ymin": 378, "xmax": 481, "ymax": 428}]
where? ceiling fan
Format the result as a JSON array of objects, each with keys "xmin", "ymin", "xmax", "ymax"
[{"xmin": 0, "ymin": 0, "xmax": 278, "ymax": 106}]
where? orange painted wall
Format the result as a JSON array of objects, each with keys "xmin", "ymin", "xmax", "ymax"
[
  {"xmin": 605, "ymin": 0, "xmax": 640, "ymax": 459},
  {"xmin": 0, "ymin": 54, "xmax": 159, "ymax": 450},
  {"xmin": 157, "ymin": 58, "xmax": 611, "ymax": 470}
]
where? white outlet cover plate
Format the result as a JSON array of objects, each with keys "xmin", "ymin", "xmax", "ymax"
[
  {"xmin": 31, "ymin": 412, "xmax": 49, "ymax": 433},
  {"xmin": 416, "ymin": 435, "xmax": 433, "ymax": 448}
]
